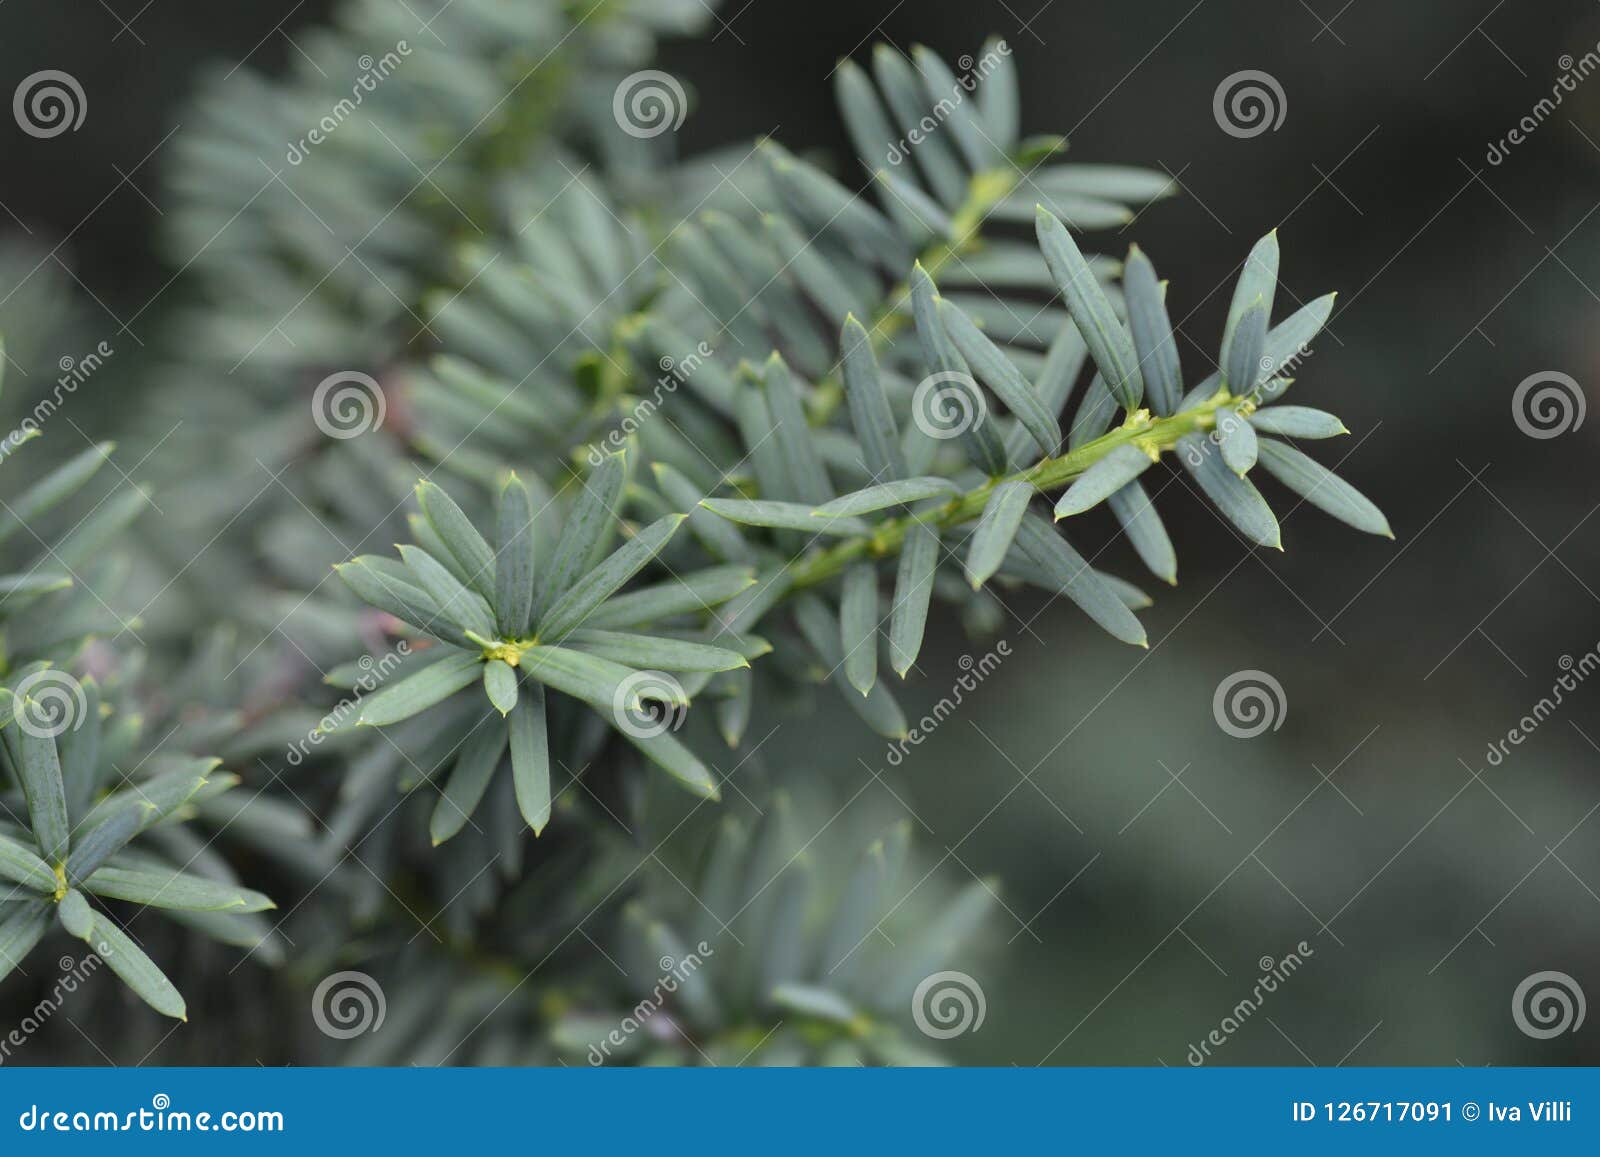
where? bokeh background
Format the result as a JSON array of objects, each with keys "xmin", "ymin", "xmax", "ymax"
[{"xmin": 2, "ymin": 0, "xmax": 1598, "ymax": 1064}]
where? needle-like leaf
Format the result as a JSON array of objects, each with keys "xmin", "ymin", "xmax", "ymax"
[
  {"xmin": 1037, "ymin": 206, "xmax": 1143, "ymax": 410},
  {"xmin": 889, "ymin": 521, "xmax": 939, "ymax": 676},
  {"xmin": 966, "ymin": 480, "xmax": 1033, "ymax": 588},
  {"xmin": 1256, "ymin": 438, "xmax": 1393, "ymax": 538},
  {"xmin": 508, "ymin": 683, "xmax": 552, "ymax": 834}
]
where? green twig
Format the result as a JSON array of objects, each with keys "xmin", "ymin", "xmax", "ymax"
[{"xmin": 784, "ymin": 393, "xmax": 1228, "ymax": 592}]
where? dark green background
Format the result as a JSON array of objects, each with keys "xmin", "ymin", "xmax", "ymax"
[{"xmin": 2, "ymin": 0, "xmax": 1597, "ymax": 1064}]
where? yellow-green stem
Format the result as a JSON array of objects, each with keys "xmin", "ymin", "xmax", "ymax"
[
  {"xmin": 808, "ymin": 168, "xmax": 1022, "ymax": 423},
  {"xmin": 785, "ymin": 392, "xmax": 1229, "ymax": 592}
]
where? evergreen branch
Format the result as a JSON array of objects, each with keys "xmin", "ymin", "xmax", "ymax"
[
  {"xmin": 807, "ymin": 166, "xmax": 1025, "ymax": 424},
  {"xmin": 782, "ymin": 392, "xmax": 1229, "ymax": 593}
]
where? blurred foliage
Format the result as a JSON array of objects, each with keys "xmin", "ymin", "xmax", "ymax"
[{"xmin": 0, "ymin": 0, "xmax": 1597, "ymax": 1068}]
